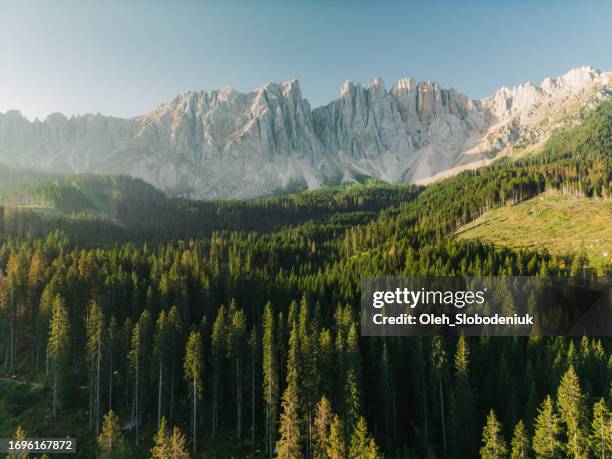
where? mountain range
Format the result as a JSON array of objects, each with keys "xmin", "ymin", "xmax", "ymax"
[{"xmin": 0, "ymin": 66, "xmax": 609, "ymax": 199}]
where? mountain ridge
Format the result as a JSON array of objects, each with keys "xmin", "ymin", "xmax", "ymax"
[{"xmin": 0, "ymin": 66, "xmax": 609, "ymax": 198}]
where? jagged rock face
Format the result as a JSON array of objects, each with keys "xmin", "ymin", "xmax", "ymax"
[{"xmin": 0, "ymin": 67, "xmax": 609, "ymax": 198}]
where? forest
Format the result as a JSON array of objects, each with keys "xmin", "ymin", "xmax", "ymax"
[{"xmin": 0, "ymin": 101, "xmax": 610, "ymax": 458}]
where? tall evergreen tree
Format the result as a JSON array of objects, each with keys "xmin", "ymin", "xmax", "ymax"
[
  {"xmin": 184, "ymin": 330, "xmax": 203, "ymax": 454},
  {"xmin": 262, "ymin": 302, "xmax": 279, "ymax": 458},
  {"xmin": 228, "ymin": 307, "xmax": 247, "ymax": 440},
  {"xmin": 556, "ymin": 366, "xmax": 588, "ymax": 457},
  {"xmin": 151, "ymin": 416, "xmax": 190, "ymax": 459},
  {"xmin": 480, "ymin": 410, "xmax": 508, "ymax": 459},
  {"xmin": 48, "ymin": 294, "xmax": 70, "ymax": 419},
  {"xmin": 153, "ymin": 310, "xmax": 170, "ymax": 429},
  {"xmin": 86, "ymin": 299, "xmax": 105, "ymax": 435},
  {"xmin": 210, "ymin": 304, "xmax": 226, "ymax": 439},
  {"xmin": 313, "ymin": 396, "xmax": 334, "ymax": 459},
  {"xmin": 97, "ymin": 410, "xmax": 128, "ymax": 459},
  {"xmin": 431, "ymin": 336, "xmax": 448, "ymax": 458},
  {"xmin": 276, "ymin": 323, "xmax": 303, "ymax": 459},
  {"xmin": 327, "ymin": 415, "xmax": 346, "ymax": 459},
  {"xmin": 452, "ymin": 336, "xmax": 475, "ymax": 456},
  {"xmin": 589, "ymin": 398, "xmax": 611, "ymax": 459},
  {"xmin": 350, "ymin": 416, "xmax": 382, "ymax": 459},
  {"xmin": 532, "ymin": 395, "xmax": 562, "ymax": 458},
  {"xmin": 510, "ymin": 420, "xmax": 531, "ymax": 459}
]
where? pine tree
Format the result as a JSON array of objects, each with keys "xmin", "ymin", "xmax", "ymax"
[
  {"xmin": 313, "ymin": 396, "xmax": 334, "ymax": 459},
  {"xmin": 510, "ymin": 420, "xmax": 531, "ymax": 459},
  {"xmin": 107, "ymin": 315, "xmax": 118, "ymax": 411},
  {"xmin": 248, "ymin": 327, "xmax": 258, "ymax": 445},
  {"xmin": 48, "ymin": 294, "xmax": 70, "ymax": 419},
  {"xmin": 8, "ymin": 426, "xmax": 28, "ymax": 459},
  {"xmin": 344, "ymin": 322, "xmax": 363, "ymax": 435},
  {"xmin": 210, "ymin": 304, "xmax": 226, "ymax": 439},
  {"xmin": 532, "ymin": 395, "xmax": 562, "ymax": 458},
  {"xmin": 167, "ymin": 305, "xmax": 183, "ymax": 422},
  {"xmin": 97, "ymin": 410, "xmax": 128, "ymax": 459},
  {"xmin": 168, "ymin": 426, "xmax": 190, "ymax": 459},
  {"xmin": 128, "ymin": 323, "xmax": 142, "ymax": 445},
  {"xmin": 184, "ymin": 330, "xmax": 203, "ymax": 454},
  {"xmin": 151, "ymin": 417, "xmax": 190, "ymax": 459},
  {"xmin": 228, "ymin": 308, "xmax": 247, "ymax": 440},
  {"xmin": 153, "ymin": 310, "xmax": 169, "ymax": 430},
  {"xmin": 431, "ymin": 336, "xmax": 448, "ymax": 458},
  {"xmin": 262, "ymin": 302, "xmax": 279, "ymax": 458},
  {"xmin": 276, "ymin": 323, "xmax": 303, "ymax": 459},
  {"xmin": 452, "ymin": 336, "xmax": 475, "ymax": 456},
  {"xmin": 590, "ymin": 398, "xmax": 611, "ymax": 459},
  {"xmin": 151, "ymin": 416, "xmax": 171, "ymax": 459},
  {"xmin": 327, "ymin": 415, "xmax": 346, "ymax": 459},
  {"xmin": 556, "ymin": 366, "xmax": 588, "ymax": 457},
  {"xmin": 350, "ymin": 417, "xmax": 382, "ymax": 459},
  {"xmin": 86, "ymin": 299, "xmax": 105, "ymax": 435},
  {"xmin": 480, "ymin": 409, "xmax": 508, "ymax": 458}
]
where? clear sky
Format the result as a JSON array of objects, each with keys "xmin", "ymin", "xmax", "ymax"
[{"xmin": 1, "ymin": 0, "xmax": 610, "ymax": 120}]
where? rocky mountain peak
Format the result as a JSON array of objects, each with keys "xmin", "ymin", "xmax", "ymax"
[{"xmin": 0, "ymin": 67, "xmax": 608, "ymax": 198}]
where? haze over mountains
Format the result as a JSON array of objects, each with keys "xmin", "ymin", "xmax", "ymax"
[{"xmin": 0, "ymin": 66, "xmax": 609, "ymax": 199}]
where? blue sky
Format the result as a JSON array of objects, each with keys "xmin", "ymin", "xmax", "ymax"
[{"xmin": 1, "ymin": 0, "xmax": 610, "ymax": 120}]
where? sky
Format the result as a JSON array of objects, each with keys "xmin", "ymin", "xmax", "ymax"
[{"xmin": 1, "ymin": 0, "xmax": 611, "ymax": 121}]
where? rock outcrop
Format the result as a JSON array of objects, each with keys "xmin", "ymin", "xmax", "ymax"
[{"xmin": 0, "ymin": 67, "xmax": 609, "ymax": 198}]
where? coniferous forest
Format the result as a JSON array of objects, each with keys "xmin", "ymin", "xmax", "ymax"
[{"xmin": 0, "ymin": 102, "xmax": 610, "ymax": 458}]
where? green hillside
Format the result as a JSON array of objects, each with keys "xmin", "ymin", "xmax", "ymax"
[{"xmin": 456, "ymin": 194, "xmax": 611, "ymax": 271}]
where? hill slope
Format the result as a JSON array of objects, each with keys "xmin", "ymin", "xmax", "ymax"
[{"xmin": 457, "ymin": 194, "xmax": 611, "ymax": 271}]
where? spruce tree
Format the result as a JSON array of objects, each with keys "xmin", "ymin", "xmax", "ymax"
[
  {"xmin": 327, "ymin": 415, "xmax": 346, "ymax": 459},
  {"xmin": 431, "ymin": 335, "xmax": 448, "ymax": 458},
  {"xmin": 276, "ymin": 323, "xmax": 303, "ymax": 459},
  {"xmin": 350, "ymin": 416, "xmax": 382, "ymax": 459},
  {"xmin": 532, "ymin": 395, "xmax": 562, "ymax": 458},
  {"xmin": 97, "ymin": 410, "xmax": 128, "ymax": 459},
  {"xmin": 153, "ymin": 310, "xmax": 169, "ymax": 430},
  {"xmin": 556, "ymin": 366, "xmax": 588, "ymax": 457},
  {"xmin": 480, "ymin": 410, "xmax": 508, "ymax": 459},
  {"xmin": 344, "ymin": 322, "xmax": 363, "ymax": 435},
  {"xmin": 48, "ymin": 294, "xmax": 70, "ymax": 419},
  {"xmin": 313, "ymin": 396, "xmax": 334, "ymax": 459},
  {"xmin": 262, "ymin": 302, "xmax": 279, "ymax": 458},
  {"xmin": 86, "ymin": 299, "xmax": 105, "ymax": 435},
  {"xmin": 128, "ymin": 323, "xmax": 142, "ymax": 445},
  {"xmin": 510, "ymin": 420, "xmax": 531, "ymax": 459},
  {"xmin": 228, "ymin": 308, "xmax": 247, "ymax": 440},
  {"xmin": 184, "ymin": 330, "xmax": 203, "ymax": 454},
  {"xmin": 452, "ymin": 336, "xmax": 475, "ymax": 456},
  {"xmin": 151, "ymin": 416, "xmax": 170, "ymax": 459},
  {"xmin": 151, "ymin": 416, "xmax": 189, "ymax": 459},
  {"xmin": 8, "ymin": 426, "xmax": 28, "ymax": 459},
  {"xmin": 210, "ymin": 304, "xmax": 227, "ymax": 439},
  {"xmin": 590, "ymin": 398, "xmax": 611, "ymax": 459}
]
